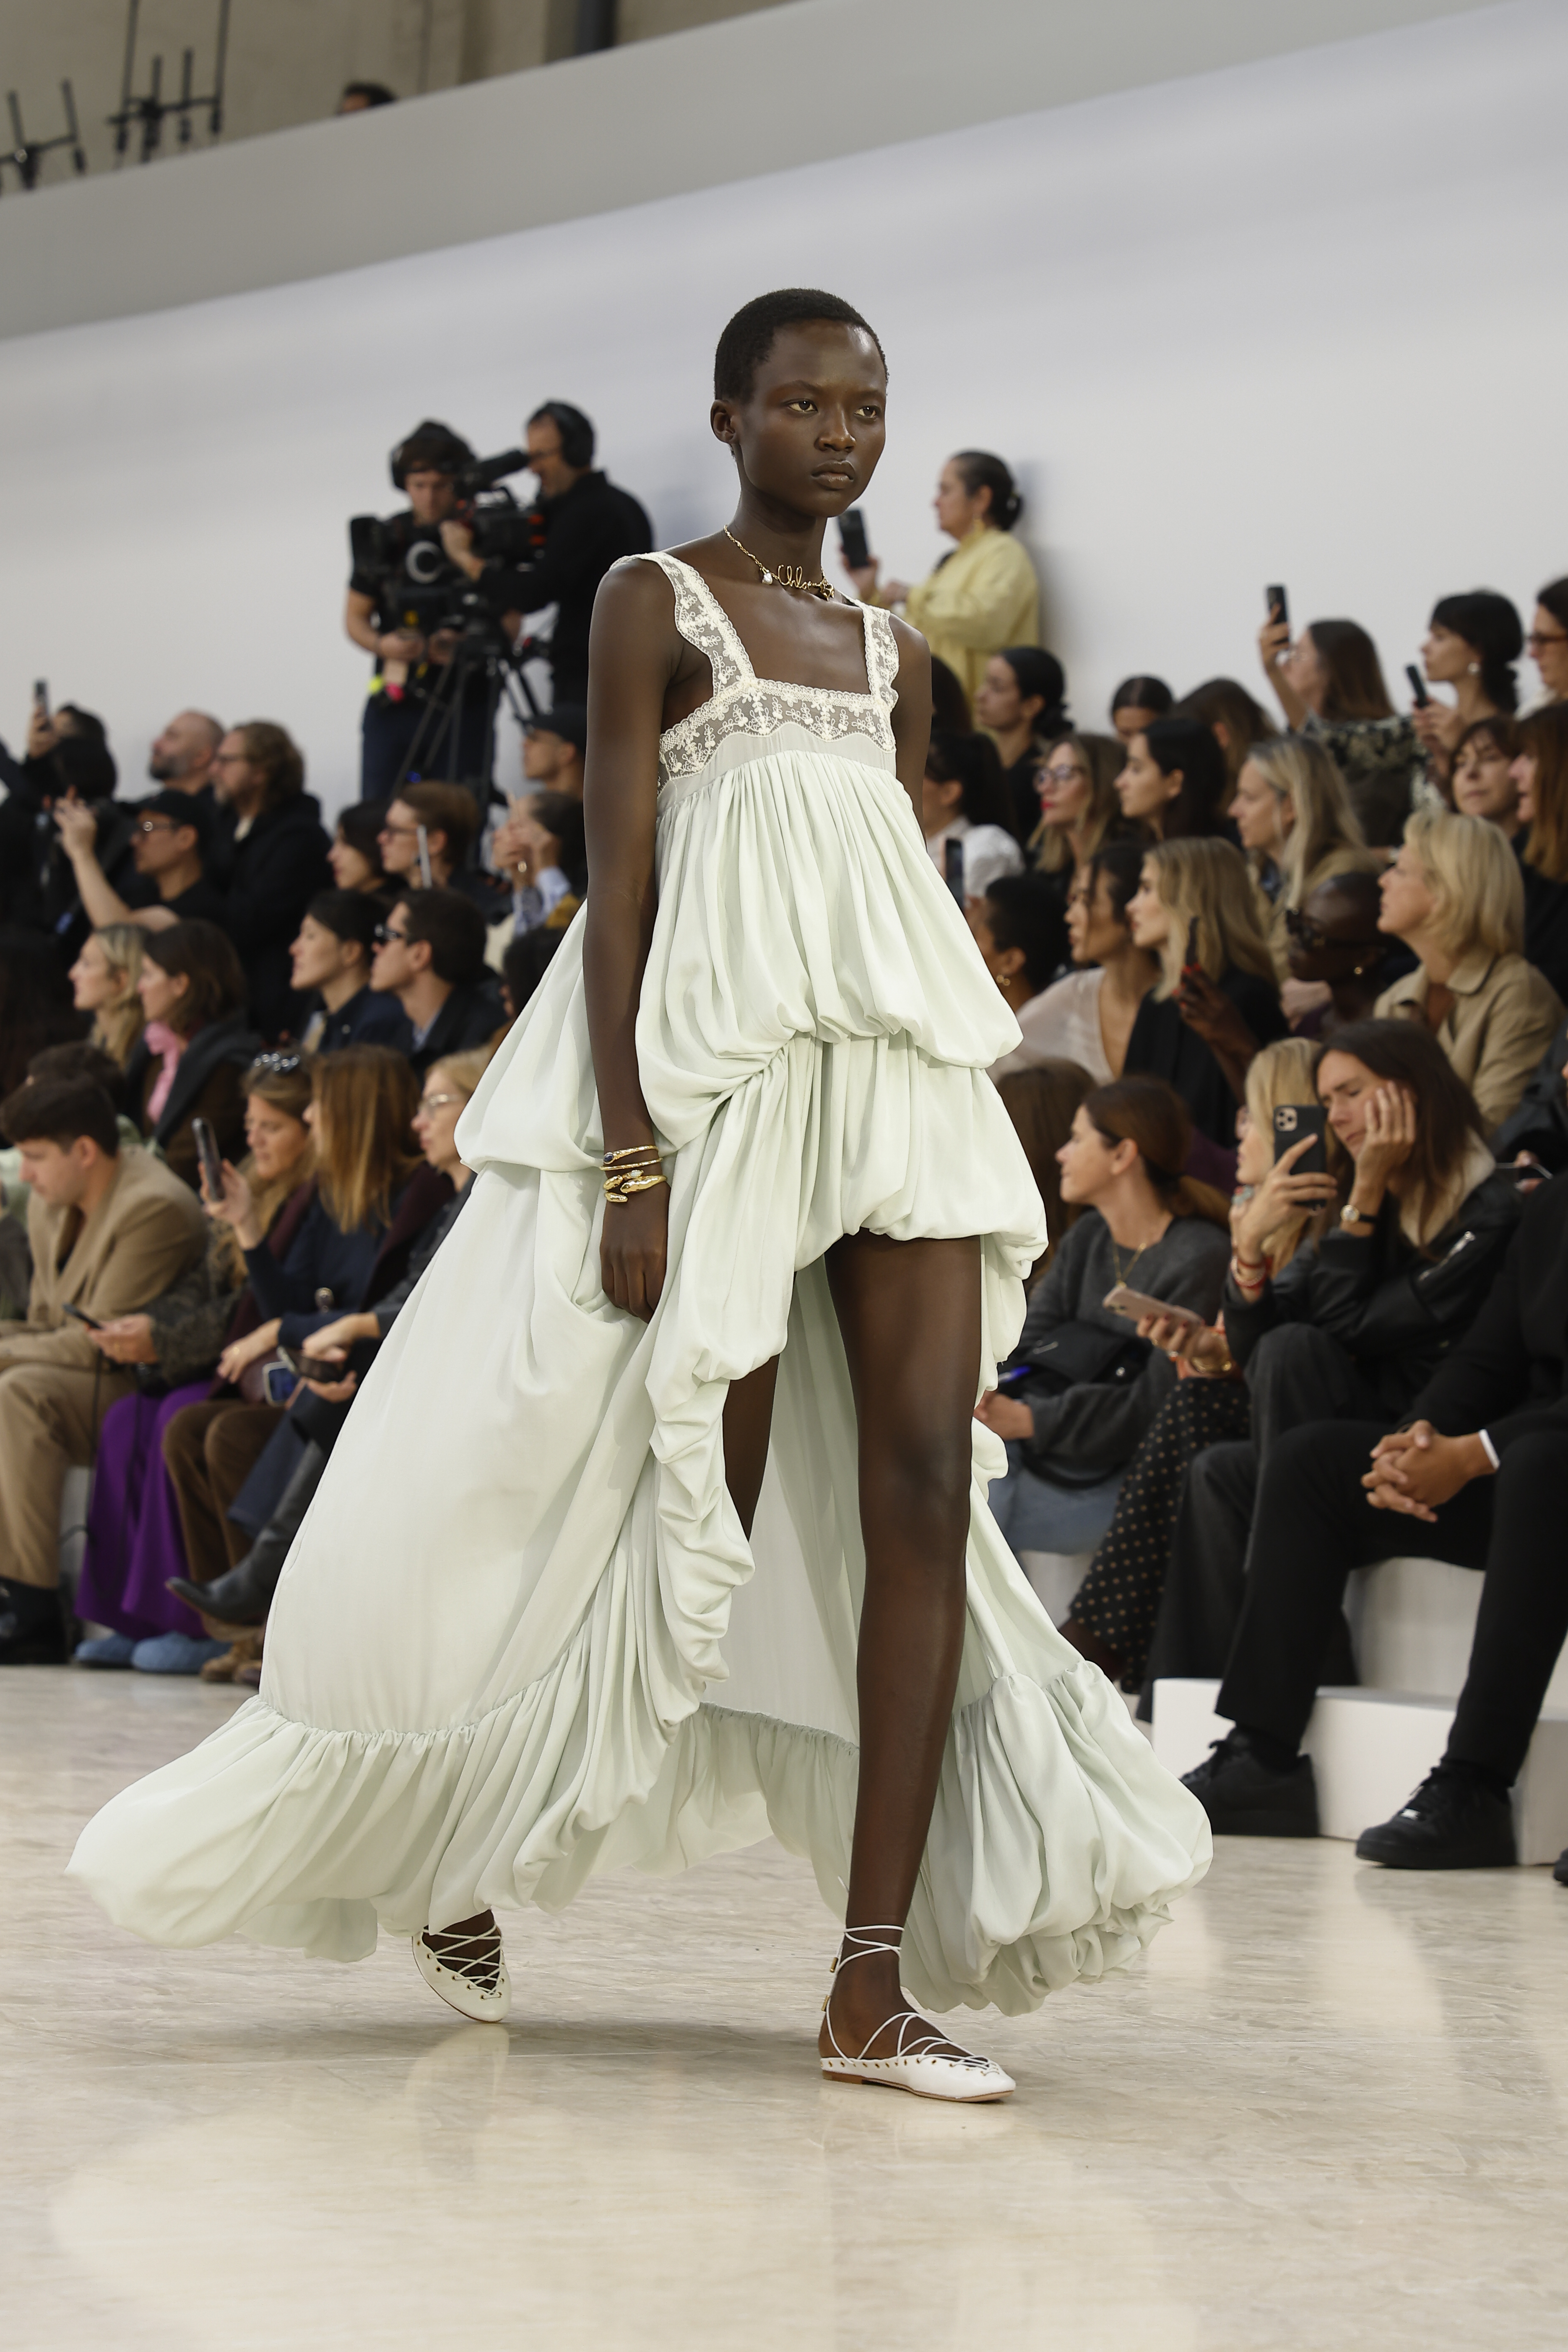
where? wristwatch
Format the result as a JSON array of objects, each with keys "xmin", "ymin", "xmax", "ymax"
[{"xmin": 1341, "ymin": 1202, "xmax": 1376, "ymax": 1228}]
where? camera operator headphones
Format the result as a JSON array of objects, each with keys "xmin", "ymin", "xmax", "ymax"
[
  {"xmin": 389, "ymin": 419, "xmax": 476, "ymax": 491},
  {"xmin": 530, "ymin": 401, "xmax": 595, "ymax": 472}
]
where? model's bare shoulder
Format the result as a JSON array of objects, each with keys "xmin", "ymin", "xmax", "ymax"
[{"xmin": 886, "ymin": 613, "xmax": 931, "ymax": 681}]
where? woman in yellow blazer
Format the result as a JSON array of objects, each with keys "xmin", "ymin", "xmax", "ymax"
[{"xmin": 849, "ymin": 451, "xmax": 1039, "ymax": 712}]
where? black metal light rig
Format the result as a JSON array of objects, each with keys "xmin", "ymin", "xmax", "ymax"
[
  {"xmin": 0, "ymin": 81, "xmax": 87, "ymax": 193},
  {"xmin": 106, "ymin": 0, "xmax": 231, "ymax": 167}
]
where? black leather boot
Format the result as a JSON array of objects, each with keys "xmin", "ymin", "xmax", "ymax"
[
  {"xmin": 0, "ymin": 1577, "xmax": 68, "ymax": 1665},
  {"xmin": 166, "ymin": 1441, "xmax": 327, "ymax": 1628}
]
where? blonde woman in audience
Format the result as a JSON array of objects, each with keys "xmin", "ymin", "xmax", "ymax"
[
  {"xmin": 1123, "ymin": 836, "xmax": 1289, "ymax": 1155},
  {"xmin": 1374, "ymin": 803, "xmax": 1562, "ymax": 1131},
  {"xmin": 1227, "ymin": 735, "xmax": 1376, "ymax": 986},
  {"xmin": 1060, "ymin": 1037, "xmax": 1341, "ymax": 1687},
  {"xmin": 68, "ymin": 924, "xmax": 146, "ymax": 1067},
  {"xmin": 1028, "ymin": 732, "xmax": 1123, "ymax": 902}
]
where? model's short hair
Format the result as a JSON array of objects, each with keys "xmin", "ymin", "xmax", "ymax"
[
  {"xmin": 400, "ymin": 888, "xmax": 489, "ymax": 987},
  {"xmin": 714, "ymin": 288, "xmax": 885, "ymax": 403},
  {"xmin": 0, "ymin": 1076, "xmax": 120, "ymax": 1157}
]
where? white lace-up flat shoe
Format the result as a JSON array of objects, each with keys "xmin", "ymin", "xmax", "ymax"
[
  {"xmin": 819, "ymin": 1926, "xmax": 1014, "ymax": 2103},
  {"xmin": 412, "ymin": 1921, "xmax": 512, "ymax": 2022}
]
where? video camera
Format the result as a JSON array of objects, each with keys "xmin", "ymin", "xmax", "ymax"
[{"xmin": 349, "ymin": 421, "xmax": 543, "ymax": 639}]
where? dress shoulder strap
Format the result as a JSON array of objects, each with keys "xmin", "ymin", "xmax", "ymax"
[
  {"xmin": 860, "ymin": 601, "xmax": 901, "ymax": 712},
  {"xmin": 608, "ymin": 551, "xmax": 751, "ymax": 694}
]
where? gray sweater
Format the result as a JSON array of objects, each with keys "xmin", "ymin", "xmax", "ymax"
[{"xmin": 1014, "ymin": 1208, "xmax": 1230, "ymax": 1479}]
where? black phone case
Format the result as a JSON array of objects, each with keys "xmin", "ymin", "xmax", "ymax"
[
  {"xmin": 1272, "ymin": 1103, "xmax": 1327, "ymax": 1173},
  {"xmin": 837, "ymin": 509, "xmax": 870, "ymax": 570}
]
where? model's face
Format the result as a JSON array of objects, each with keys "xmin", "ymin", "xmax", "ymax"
[
  {"xmin": 1234, "ymin": 1105, "xmax": 1273, "ymax": 1191},
  {"xmin": 1125, "ymin": 860, "xmax": 1170, "ymax": 951},
  {"xmin": 1113, "ymin": 702, "xmax": 1161, "ymax": 746},
  {"xmin": 1378, "ymin": 842, "xmax": 1437, "ymax": 942},
  {"xmin": 16, "ymin": 1134, "xmax": 98, "ymax": 1208},
  {"xmin": 412, "ymin": 1068, "xmax": 469, "ymax": 1175},
  {"xmin": 934, "ymin": 457, "xmax": 987, "ymax": 540},
  {"xmin": 1036, "ymin": 745, "xmax": 1091, "ymax": 831},
  {"xmin": 1510, "ymin": 748, "xmax": 1539, "ymax": 830},
  {"xmin": 1230, "ymin": 759, "xmax": 1291, "ymax": 854},
  {"xmin": 973, "ymin": 656, "xmax": 1028, "ymax": 733},
  {"xmin": 405, "ymin": 468, "xmax": 457, "ymax": 525},
  {"xmin": 1285, "ymin": 885, "xmax": 1379, "ymax": 982},
  {"xmin": 921, "ymin": 771, "xmax": 963, "ymax": 838},
  {"xmin": 148, "ymin": 711, "xmax": 216, "ymax": 786},
  {"xmin": 244, "ymin": 1092, "xmax": 309, "ymax": 1182},
  {"xmin": 1529, "ymin": 605, "xmax": 1568, "ymax": 699},
  {"xmin": 1453, "ymin": 732, "xmax": 1518, "ymax": 826},
  {"xmin": 290, "ymin": 914, "xmax": 356, "ymax": 994},
  {"xmin": 135, "ymin": 958, "xmax": 190, "ymax": 1028},
  {"xmin": 1116, "ymin": 737, "xmax": 1177, "ymax": 825},
  {"xmin": 713, "ymin": 322, "xmax": 887, "ymax": 518},
  {"xmin": 1056, "ymin": 1103, "xmax": 1121, "ymax": 1204},
  {"xmin": 1421, "ymin": 620, "xmax": 1472, "ymax": 688},
  {"xmin": 1284, "ymin": 627, "xmax": 1329, "ymax": 713},
  {"xmin": 69, "ymin": 934, "xmax": 118, "ymax": 1011},
  {"xmin": 130, "ymin": 811, "xmax": 195, "ymax": 878},
  {"xmin": 329, "ymin": 828, "xmax": 378, "ymax": 891}
]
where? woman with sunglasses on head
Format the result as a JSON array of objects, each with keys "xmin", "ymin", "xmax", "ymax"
[{"xmin": 76, "ymin": 290, "xmax": 1207, "ymax": 2107}]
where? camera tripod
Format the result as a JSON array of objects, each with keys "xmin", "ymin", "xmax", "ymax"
[{"xmin": 390, "ymin": 598, "xmax": 546, "ymax": 813}]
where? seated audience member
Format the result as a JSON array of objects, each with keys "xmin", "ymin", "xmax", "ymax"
[
  {"xmin": 977, "ymin": 1076, "xmax": 1230, "ymax": 1562},
  {"xmin": 973, "ymin": 649, "xmax": 1069, "ymax": 840},
  {"xmin": 1150, "ymin": 1020, "xmax": 1521, "ymax": 1705},
  {"xmin": 1, "ymin": 722, "xmax": 128, "ymax": 946},
  {"xmin": 1525, "ymin": 575, "xmax": 1568, "ymax": 705},
  {"xmin": 1110, "ymin": 675, "xmax": 1173, "ymax": 747},
  {"xmin": 0, "ymin": 1076, "xmax": 206, "ymax": 1663},
  {"xmin": 1123, "ymin": 838, "xmax": 1289, "ymax": 1161},
  {"xmin": 1374, "ymin": 805, "xmax": 1563, "ymax": 1132},
  {"xmin": 0, "ymin": 1040, "xmax": 140, "ymax": 1315},
  {"xmin": 170, "ymin": 1047, "xmax": 495, "ymax": 1634},
  {"xmin": 1114, "ymin": 716, "xmax": 1227, "ymax": 842},
  {"xmin": 1028, "ymin": 732, "xmax": 1124, "ymax": 905},
  {"xmin": 159, "ymin": 1046, "xmax": 450, "ymax": 1603},
  {"xmin": 327, "ymin": 800, "xmax": 393, "ymax": 900},
  {"xmin": 993, "ymin": 1060, "xmax": 1095, "ymax": 1286},
  {"xmin": 1016, "ymin": 840, "xmax": 1162, "ymax": 1087},
  {"xmin": 1257, "ymin": 611, "xmax": 1417, "ymax": 847},
  {"xmin": 379, "ymin": 780, "xmax": 496, "ymax": 910},
  {"xmin": 1061, "ymin": 1038, "xmax": 1339, "ymax": 1688},
  {"xmin": 289, "ymin": 892, "xmax": 407, "ymax": 1053},
  {"xmin": 921, "ymin": 730, "xmax": 1024, "ymax": 900},
  {"xmin": 1493, "ymin": 1007, "xmax": 1568, "ymax": 1172},
  {"xmin": 1282, "ymin": 870, "xmax": 1402, "ymax": 1037},
  {"xmin": 1511, "ymin": 703, "xmax": 1568, "ymax": 1004},
  {"xmin": 848, "ymin": 449, "xmax": 1038, "ymax": 707},
  {"xmin": 520, "ymin": 706, "xmax": 587, "ymax": 800},
  {"xmin": 500, "ymin": 925, "xmax": 565, "ymax": 1022},
  {"xmin": 1173, "ymin": 678, "xmax": 1277, "ymax": 790},
  {"xmin": 126, "ymin": 920, "xmax": 261, "ymax": 1188},
  {"xmin": 370, "ymin": 890, "xmax": 502, "ymax": 1073},
  {"xmin": 1409, "ymin": 590, "xmax": 1523, "ymax": 794},
  {"xmin": 68, "ymin": 924, "xmax": 146, "ymax": 1068},
  {"xmin": 211, "ymin": 722, "xmax": 332, "ymax": 1040},
  {"xmin": 1446, "ymin": 716, "xmax": 1521, "ymax": 831},
  {"xmin": 72, "ymin": 1054, "xmax": 316, "ymax": 1667},
  {"xmin": 489, "ymin": 790, "xmax": 588, "ymax": 960},
  {"xmin": 54, "ymin": 787, "xmax": 225, "ymax": 931},
  {"xmin": 147, "ymin": 709, "xmax": 224, "ymax": 802},
  {"xmin": 928, "ymin": 655, "xmax": 972, "ymax": 734},
  {"xmin": 1183, "ymin": 1109, "xmax": 1568, "ymax": 1868},
  {"xmin": 1229, "ymin": 735, "xmax": 1374, "ymax": 983},
  {"xmin": 967, "ymin": 874, "xmax": 1069, "ymax": 1077},
  {"xmin": 0, "ymin": 928, "xmax": 88, "ymax": 1097}
]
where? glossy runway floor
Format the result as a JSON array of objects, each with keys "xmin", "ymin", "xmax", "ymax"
[{"xmin": 10, "ymin": 1673, "xmax": 1568, "ymax": 2350}]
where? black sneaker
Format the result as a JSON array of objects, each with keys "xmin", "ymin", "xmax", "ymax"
[
  {"xmin": 1180, "ymin": 1728, "xmax": 1319, "ymax": 1837},
  {"xmin": 0, "ymin": 1577, "xmax": 68, "ymax": 1666},
  {"xmin": 1355, "ymin": 1765, "xmax": 1516, "ymax": 1869}
]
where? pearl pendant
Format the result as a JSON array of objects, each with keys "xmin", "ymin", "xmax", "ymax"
[{"xmin": 762, "ymin": 570, "xmax": 773, "ymax": 584}]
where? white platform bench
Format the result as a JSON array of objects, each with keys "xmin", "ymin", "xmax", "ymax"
[{"xmin": 1153, "ymin": 1555, "xmax": 1568, "ymax": 1865}]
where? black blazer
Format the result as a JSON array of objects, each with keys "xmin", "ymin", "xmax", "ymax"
[
  {"xmin": 408, "ymin": 980, "xmax": 504, "ymax": 1075},
  {"xmin": 218, "ymin": 794, "xmax": 332, "ymax": 1041},
  {"xmin": 1415, "ymin": 1172, "xmax": 1568, "ymax": 1454},
  {"xmin": 1124, "ymin": 966, "xmax": 1290, "ymax": 1147}
]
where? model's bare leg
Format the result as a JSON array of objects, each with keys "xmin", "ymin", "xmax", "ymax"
[
  {"xmin": 819, "ymin": 1229, "xmax": 982, "ymax": 2061},
  {"xmin": 722, "ymin": 1357, "xmax": 780, "ymax": 1537}
]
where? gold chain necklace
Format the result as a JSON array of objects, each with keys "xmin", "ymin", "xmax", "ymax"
[
  {"xmin": 1110, "ymin": 1234, "xmax": 1154, "ymax": 1288},
  {"xmin": 723, "ymin": 525, "xmax": 836, "ymax": 600}
]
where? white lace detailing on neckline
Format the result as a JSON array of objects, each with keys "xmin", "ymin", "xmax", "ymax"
[{"xmin": 614, "ymin": 551, "xmax": 899, "ymax": 782}]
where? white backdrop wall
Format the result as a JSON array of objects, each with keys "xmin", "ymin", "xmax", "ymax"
[{"xmin": 1, "ymin": 0, "xmax": 1563, "ymax": 819}]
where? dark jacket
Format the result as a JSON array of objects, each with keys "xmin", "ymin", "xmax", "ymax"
[
  {"xmin": 1492, "ymin": 1011, "xmax": 1568, "ymax": 1171},
  {"xmin": 1009, "ymin": 1208, "xmax": 1230, "ymax": 1479},
  {"xmin": 1519, "ymin": 848, "xmax": 1568, "ymax": 1007},
  {"xmin": 304, "ymin": 984, "xmax": 410, "ymax": 1055},
  {"xmin": 215, "ymin": 795, "xmax": 332, "ymax": 1041},
  {"xmin": 1125, "ymin": 967, "xmax": 1290, "ymax": 1149},
  {"xmin": 1414, "ymin": 1172, "xmax": 1568, "ymax": 1453},
  {"xmin": 1224, "ymin": 1164, "xmax": 1523, "ymax": 1420},
  {"xmin": 408, "ymin": 979, "xmax": 504, "ymax": 1075},
  {"xmin": 475, "ymin": 470, "xmax": 653, "ymax": 698},
  {"xmin": 126, "ymin": 1010, "xmax": 263, "ymax": 1191},
  {"xmin": 240, "ymin": 1162, "xmax": 452, "ymax": 1349}
]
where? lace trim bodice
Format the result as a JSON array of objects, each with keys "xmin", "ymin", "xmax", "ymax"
[{"xmin": 612, "ymin": 550, "xmax": 900, "ymax": 782}]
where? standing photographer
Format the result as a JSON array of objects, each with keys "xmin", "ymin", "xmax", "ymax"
[
  {"xmin": 439, "ymin": 402, "xmax": 651, "ymax": 707},
  {"xmin": 346, "ymin": 421, "xmax": 506, "ymax": 805}
]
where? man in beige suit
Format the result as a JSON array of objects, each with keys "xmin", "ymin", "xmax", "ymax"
[{"xmin": 0, "ymin": 1076, "xmax": 207, "ymax": 1663}]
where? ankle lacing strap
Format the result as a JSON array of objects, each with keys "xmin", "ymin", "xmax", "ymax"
[
  {"xmin": 823, "ymin": 1923, "xmax": 992, "ymax": 2074},
  {"xmin": 420, "ymin": 1922, "xmax": 504, "ymax": 1995}
]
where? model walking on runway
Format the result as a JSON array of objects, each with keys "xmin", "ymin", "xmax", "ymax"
[{"xmin": 73, "ymin": 290, "xmax": 1208, "ymax": 2102}]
